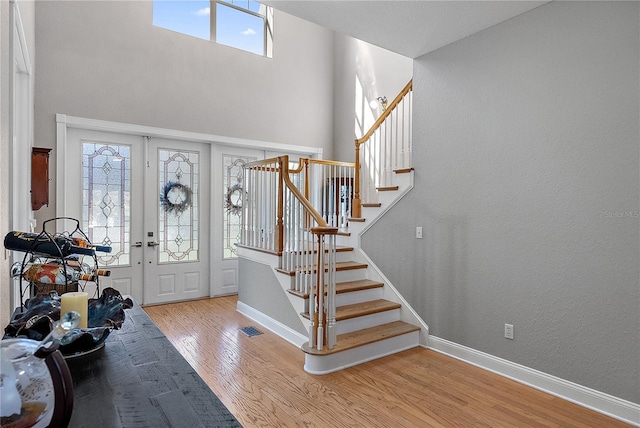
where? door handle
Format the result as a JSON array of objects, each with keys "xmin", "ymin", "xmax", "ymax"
[
  {"xmin": 147, "ymin": 241, "xmax": 160, "ymax": 248},
  {"xmin": 132, "ymin": 241, "xmax": 143, "ymax": 248}
]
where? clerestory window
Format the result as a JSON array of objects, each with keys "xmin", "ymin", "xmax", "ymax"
[{"xmin": 153, "ymin": 0, "xmax": 273, "ymax": 57}]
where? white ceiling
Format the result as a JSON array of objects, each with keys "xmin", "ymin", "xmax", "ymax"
[{"xmin": 265, "ymin": 1, "xmax": 549, "ymax": 58}]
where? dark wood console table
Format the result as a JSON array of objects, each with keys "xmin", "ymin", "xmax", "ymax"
[{"xmin": 65, "ymin": 301, "xmax": 241, "ymax": 427}]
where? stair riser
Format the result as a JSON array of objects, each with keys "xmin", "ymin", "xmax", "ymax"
[
  {"xmin": 287, "ymin": 268, "xmax": 368, "ymax": 286},
  {"xmin": 335, "ymin": 251, "xmax": 355, "ymax": 264},
  {"xmin": 335, "ymin": 234, "xmax": 353, "ymax": 248},
  {"xmin": 336, "ymin": 308, "xmax": 400, "ymax": 335},
  {"xmin": 335, "ymin": 288, "xmax": 383, "ymax": 307},
  {"xmin": 303, "ymin": 330, "xmax": 420, "ymax": 375},
  {"xmin": 293, "ymin": 296, "xmax": 309, "ymax": 314},
  {"xmin": 334, "ymin": 269, "xmax": 369, "ymax": 283},
  {"xmin": 300, "ymin": 287, "xmax": 383, "ymax": 308}
]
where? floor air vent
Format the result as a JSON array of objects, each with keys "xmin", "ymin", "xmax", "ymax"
[{"xmin": 239, "ymin": 326, "xmax": 263, "ymax": 337}]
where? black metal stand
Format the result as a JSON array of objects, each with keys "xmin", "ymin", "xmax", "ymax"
[{"xmin": 15, "ymin": 217, "xmax": 101, "ymax": 307}]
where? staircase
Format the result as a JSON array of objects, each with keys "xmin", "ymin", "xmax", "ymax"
[
  {"xmin": 281, "ymin": 243, "xmax": 421, "ymax": 374},
  {"xmin": 237, "ymin": 80, "xmax": 425, "ymax": 374}
]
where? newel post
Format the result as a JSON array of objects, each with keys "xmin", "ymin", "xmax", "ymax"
[
  {"xmin": 313, "ymin": 231, "xmax": 325, "ymax": 350},
  {"xmin": 353, "ymin": 140, "xmax": 362, "ymax": 218},
  {"xmin": 276, "ymin": 158, "xmax": 285, "ymax": 255},
  {"xmin": 309, "ymin": 226, "xmax": 338, "ymax": 351}
]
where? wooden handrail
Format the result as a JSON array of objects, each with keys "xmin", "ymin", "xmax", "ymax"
[
  {"xmin": 355, "ymin": 79, "xmax": 412, "ymax": 145},
  {"xmin": 288, "ymin": 158, "xmax": 356, "ymax": 174},
  {"xmin": 245, "ymin": 157, "xmax": 282, "ymax": 174},
  {"xmin": 353, "ymin": 79, "xmax": 413, "ymax": 218},
  {"xmin": 306, "ymin": 159, "xmax": 356, "ymax": 168},
  {"xmin": 280, "ymin": 157, "xmax": 332, "ymax": 230}
]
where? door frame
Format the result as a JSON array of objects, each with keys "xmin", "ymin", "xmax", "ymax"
[
  {"xmin": 7, "ymin": 0, "xmax": 35, "ymax": 311},
  {"xmin": 56, "ymin": 115, "xmax": 322, "ymax": 301}
]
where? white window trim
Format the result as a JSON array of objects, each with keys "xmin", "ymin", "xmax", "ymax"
[{"xmin": 212, "ymin": 1, "xmax": 273, "ymax": 57}]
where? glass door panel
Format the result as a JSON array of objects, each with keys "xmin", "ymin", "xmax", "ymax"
[{"xmin": 158, "ymin": 149, "xmax": 200, "ymax": 263}]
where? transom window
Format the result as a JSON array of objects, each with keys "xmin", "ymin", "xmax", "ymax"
[{"xmin": 153, "ymin": 0, "xmax": 273, "ymax": 57}]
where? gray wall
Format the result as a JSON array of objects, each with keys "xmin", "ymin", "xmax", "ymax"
[
  {"xmin": 238, "ymin": 258, "xmax": 307, "ymax": 335},
  {"xmin": 362, "ymin": 1, "xmax": 639, "ymax": 403},
  {"xmin": 34, "ymin": 1, "xmax": 334, "ymax": 221}
]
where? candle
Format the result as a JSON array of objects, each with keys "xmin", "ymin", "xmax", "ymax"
[{"xmin": 60, "ymin": 291, "xmax": 88, "ymax": 328}]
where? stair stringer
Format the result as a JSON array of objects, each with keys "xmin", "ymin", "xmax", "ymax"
[{"xmin": 346, "ymin": 170, "xmax": 430, "ymax": 346}]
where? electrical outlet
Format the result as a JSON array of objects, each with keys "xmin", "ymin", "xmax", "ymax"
[
  {"xmin": 416, "ymin": 226, "xmax": 423, "ymax": 239},
  {"xmin": 504, "ymin": 323, "xmax": 514, "ymax": 340}
]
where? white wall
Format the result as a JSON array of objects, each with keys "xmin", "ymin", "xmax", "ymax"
[
  {"xmin": 363, "ymin": 1, "xmax": 639, "ymax": 403},
  {"xmin": 1, "ymin": 0, "xmax": 36, "ymax": 326},
  {"xmin": 332, "ymin": 34, "xmax": 412, "ymax": 162},
  {"xmin": 34, "ymin": 1, "xmax": 335, "ymax": 222},
  {"xmin": 0, "ymin": 0, "xmax": 10, "ymax": 326}
]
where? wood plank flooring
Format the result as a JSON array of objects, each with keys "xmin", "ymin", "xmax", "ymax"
[{"xmin": 144, "ymin": 296, "xmax": 630, "ymax": 428}]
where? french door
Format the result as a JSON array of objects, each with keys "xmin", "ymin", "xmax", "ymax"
[{"xmin": 65, "ymin": 129, "xmax": 210, "ymax": 305}]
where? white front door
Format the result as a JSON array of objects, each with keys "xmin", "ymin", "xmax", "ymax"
[
  {"xmin": 65, "ymin": 129, "xmax": 210, "ymax": 305},
  {"xmin": 144, "ymin": 138, "xmax": 210, "ymax": 305}
]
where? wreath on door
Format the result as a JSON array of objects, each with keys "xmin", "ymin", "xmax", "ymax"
[
  {"xmin": 160, "ymin": 181, "xmax": 193, "ymax": 214},
  {"xmin": 225, "ymin": 183, "xmax": 244, "ymax": 216}
]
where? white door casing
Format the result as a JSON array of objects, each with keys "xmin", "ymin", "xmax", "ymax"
[{"xmin": 9, "ymin": 1, "xmax": 35, "ymax": 310}]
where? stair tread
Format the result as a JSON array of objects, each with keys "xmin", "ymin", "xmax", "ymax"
[
  {"xmin": 287, "ymin": 279, "xmax": 384, "ymax": 299},
  {"xmin": 376, "ymin": 186, "xmax": 399, "ymax": 191},
  {"xmin": 394, "ymin": 167, "xmax": 414, "ymax": 174},
  {"xmin": 335, "ymin": 299, "xmax": 401, "ymax": 320},
  {"xmin": 333, "ymin": 261, "xmax": 368, "ymax": 271},
  {"xmin": 336, "ymin": 279, "xmax": 384, "ymax": 293},
  {"xmin": 362, "ymin": 203, "xmax": 382, "ymax": 208},
  {"xmin": 302, "ymin": 298, "xmax": 400, "ymax": 321},
  {"xmin": 348, "ymin": 217, "xmax": 366, "ymax": 222},
  {"xmin": 301, "ymin": 320, "xmax": 420, "ymax": 356}
]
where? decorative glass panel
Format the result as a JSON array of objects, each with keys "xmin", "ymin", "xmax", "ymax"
[
  {"xmin": 82, "ymin": 142, "xmax": 131, "ymax": 266},
  {"xmin": 224, "ymin": 154, "xmax": 256, "ymax": 258},
  {"xmin": 158, "ymin": 149, "xmax": 199, "ymax": 263}
]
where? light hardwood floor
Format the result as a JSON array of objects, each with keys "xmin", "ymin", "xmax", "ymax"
[{"xmin": 144, "ymin": 296, "xmax": 630, "ymax": 427}]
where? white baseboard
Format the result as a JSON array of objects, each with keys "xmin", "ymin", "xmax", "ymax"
[
  {"xmin": 236, "ymin": 301, "xmax": 308, "ymax": 348},
  {"xmin": 428, "ymin": 336, "xmax": 640, "ymax": 427}
]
